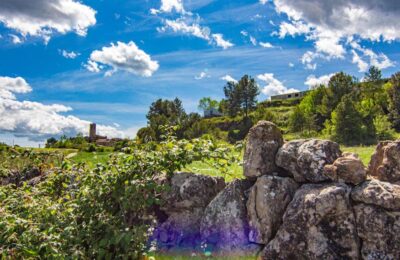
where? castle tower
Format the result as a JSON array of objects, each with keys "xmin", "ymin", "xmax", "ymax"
[{"xmin": 89, "ymin": 123, "xmax": 96, "ymax": 142}]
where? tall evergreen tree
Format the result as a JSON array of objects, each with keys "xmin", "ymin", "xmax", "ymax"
[
  {"xmin": 387, "ymin": 72, "xmax": 400, "ymax": 131},
  {"xmin": 364, "ymin": 66, "xmax": 382, "ymax": 82},
  {"xmin": 238, "ymin": 75, "xmax": 259, "ymax": 117}
]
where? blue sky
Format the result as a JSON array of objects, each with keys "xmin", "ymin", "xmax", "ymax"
[{"xmin": 1, "ymin": 0, "xmax": 400, "ymax": 146}]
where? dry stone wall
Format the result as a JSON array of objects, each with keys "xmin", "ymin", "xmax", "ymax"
[{"xmin": 151, "ymin": 121, "xmax": 400, "ymax": 259}]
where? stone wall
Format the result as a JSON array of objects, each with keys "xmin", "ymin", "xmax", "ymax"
[{"xmin": 151, "ymin": 121, "xmax": 400, "ymax": 259}]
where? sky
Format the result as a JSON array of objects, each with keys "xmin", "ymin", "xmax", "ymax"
[{"xmin": 1, "ymin": 0, "xmax": 400, "ymax": 147}]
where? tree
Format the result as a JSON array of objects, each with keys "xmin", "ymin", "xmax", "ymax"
[
  {"xmin": 238, "ymin": 75, "xmax": 259, "ymax": 117},
  {"xmin": 387, "ymin": 72, "xmax": 400, "ymax": 131},
  {"xmin": 198, "ymin": 97, "xmax": 219, "ymax": 113},
  {"xmin": 364, "ymin": 66, "xmax": 382, "ymax": 82},
  {"xmin": 223, "ymin": 75, "xmax": 259, "ymax": 117},
  {"xmin": 327, "ymin": 95, "xmax": 375, "ymax": 145}
]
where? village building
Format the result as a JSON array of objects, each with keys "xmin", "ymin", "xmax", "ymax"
[
  {"xmin": 88, "ymin": 123, "xmax": 122, "ymax": 147},
  {"xmin": 270, "ymin": 90, "xmax": 309, "ymax": 101}
]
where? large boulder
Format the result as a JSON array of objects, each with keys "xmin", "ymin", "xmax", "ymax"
[
  {"xmin": 276, "ymin": 139, "xmax": 342, "ymax": 183},
  {"xmin": 368, "ymin": 140, "xmax": 400, "ymax": 183},
  {"xmin": 243, "ymin": 121, "xmax": 283, "ymax": 179},
  {"xmin": 200, "ymin": 179, "xmax": 261, "ymax": 257},
  {"xmin": 263, "ymin": 183, "xmax": 360, "ymax": 260},
  {"xmin": 246, "ymin": 175, "xmax": 298, "ymax": 244},
  {"xmin": 323, "ymin": 152, "xmax": 366, "ymax": 185},
  {"xmin": 161, "ymin": 172, "xmax": 225, "ymax": 213},
  {"xmin": 153, "ymin": 172, "xmax": 225, "ymax": 253},
  {"xmin": 352, "ymin": 179, "xmax": 400, "ymax": 210},
  {"xmin": 354, "ymin": 204, "xmax": 400, "ymax": 260}
]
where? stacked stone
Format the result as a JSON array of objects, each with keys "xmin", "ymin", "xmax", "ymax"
[{"xmin": 152, "ymin": 121, "xmax": 400, "ymax": 260}]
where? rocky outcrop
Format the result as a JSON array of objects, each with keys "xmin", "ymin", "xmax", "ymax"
[
  {"xmin": 323, "ymin": 152, "xmax": 366, "ymax": 185},
  {"xmin": 153, "ymin": 172, "xmax": 225, "ymax": 253},
  {"xmin": 354, "ymin": 204, "xmax": 400, "ymax": 260},
  {"xmin": 368, "ymin": 140, "xmax": 400, "ymax": 183},
  {"xmin": 352, "ymin": 179, "xmax": 400, "ymax": 211},
  {"xmin": 200, "ymin": 179, "xmax": 261, "ymax": 257},
  {"xmin": 263, "ymin": 183, "xmax": 360, "ymax": 260},
  {"xmin": 246, "ymin": 175, "xmax": 298, "ymax": 244},
  {"xmin": 243, "ymin": 121, "xmax": 283, "ymax": 178},
  {"xmin": 276, "ymin": 139, "xmax": 342, "ymax": 183}
]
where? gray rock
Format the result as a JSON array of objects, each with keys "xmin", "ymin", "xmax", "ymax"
[
  {"xmin": 263, "ymin": 183, "xmax": 360, "ymax": 260},
  {"xmin": 354, "ymin": 204, "xmax": 400, "ymax": 260},
  {"xmin": 162, "ymin": 172, "xmax": 225, "ymax": 213},
  {"xmin": 276, "ymin": 139, "xmax": 342, "ymax": 183},
  {"xmin": 243, "ymin": 121, "xmax": 283, "ymax": 178},
  {"xmin": 200, "ymin": 179, "xmax": 262, "ymax": 257},
  {"xmin": 246, "ymin": 175, "xmax": 298, "ymax": 244},
  {"xmin": 368, "ymin": 140, "xmax": 400, "ymax": 183},
  {"xmin": 323, "ymin": 153, "xmax": 366, "ymax": 185},
  {"xmin": 352, "ymin": 179, "xmax": 400, "ymax": 210}
]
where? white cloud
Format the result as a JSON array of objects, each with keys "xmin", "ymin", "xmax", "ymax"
[
  {"xmin": 304, "ymin": 74, "xmax": 335, "ymax": 89},
  {"xmin": 195, "ymin": 71, "xmax": 210, "ymax": 80},
  {"xmin": 240, "ymin": 30, "xmax": 249, "ymax": 37},
  {"xmin": 260, "ymin": 0, "xmax": 269, "ymax": 4},
  {"xmin": 151, "ymin": 0, "xmax": 186, "ymax": 14},
  {"xmin": 86, "ymin": 41, "xmax": 159, "ymax": 77},
  {"xmin": 159, "ymin": 18, "xmax": 233, "ymax": 49},
  {"xmin": 0, "ymin": 0, "xmax": 96, "ymax": 42},
  {"xmin": 60, "ymin": 50, "xmax": 80, "ymax": 59},
  {"xmin": 221, "ymin": 75, "xmax": 238, "ymax": 83},
  {"xmin": 301, "ymin": 51, "xmax": 319, "ymax": 70},
  {"xmin": 351, "ymin": 50, "xmax": 369, "ymax": 72},
  {"xmin": 0, "ymin": 76, "xmax": 122, "ymax": 141},
  {"xmin": 10, "ymin": 34, "xmax": 22, "ymax": 44},
  {"xmin": 257, "ymin": 73, "xmax": 299, "ymax": 98},
  {"xmin": 288, "ymin": 62, "xmax": 294, "ymax": 67},
  {"xmin": 272, "ymin": 0, "xmax": 398, "ymax": 70},
  {"xmin": 212, "ymin": 34, "xmax": 234, "ymax": 49},
  {"xmin": 250, "ymin": 36, "xmax": 257, "ymax": 46},
  {"xmin": 260, "ymin": 42, "xmax": 274, "ymax": 48}
]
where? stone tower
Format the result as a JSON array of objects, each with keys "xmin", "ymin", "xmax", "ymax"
[{"xmin": 89, "ymin": 123, "xmax": 96, "ymax": 142}]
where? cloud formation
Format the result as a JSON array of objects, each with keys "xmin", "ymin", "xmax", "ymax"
[
  {"xmin": 257, "ymin": 73, "xmax": 299, "ymax": 98},
  {"xmin": 60, "ymin": 50, "xmax": 80, "ymax": 59},
  {"xmin": 0, "ymin": 76, "xmax": 122, "ymax": 141},
  {"xmin": 151, "ymin": 0, "xmax": 186, "ymax": 14},
  {"xmin": 0, "ymin": 0, "xmax": 96, "ymax": 42},
  {"xmin": 221, "ymin": 75, "xmax": 238, "ymax": 83},
  {"xmin": 269, "ymin": 0, "xmax": 398, "ymax": 70},
  {"xmin": 86, "ymin": 41, "xmax": 159, "ymax": 77},
  {"xmin": 304, "ymin": 73, "xmax": 335, "ymax": 89}
]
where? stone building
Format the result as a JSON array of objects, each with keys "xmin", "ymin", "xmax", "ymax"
[
  {"xmin": 88, "ymin": 123, "xmax": 122, "ymax": 147},
  {"xmin": 270, "ymin": 90, "xmax": 309, "ymax": 101}
]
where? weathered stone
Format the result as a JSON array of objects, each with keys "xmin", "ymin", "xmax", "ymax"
[
  {"xmin": 263, "ymin": 183, "xmax": 360, "ymax": 260},
  {"xmin": 354, "ymin": 204, "xmax": 400, "ymax": 260},
  {"xmin": 276, "ymin": 139, "xmax": 342, "ymax": 183},
  {"xmin": 246, "ymin": 175, "xmax": 298, "ymax": 244},
  {"xmin": 352, "ymin": 179, "xmax": 400, "ymax": 210},
  {"xmin": 243, "ymin": 121, "xmax": 283, "ymax": 178},
  {"xmin": 200, "ymin": 179, "xmax": 261, "ymax": 257},
  {"xmin": 161, "ymin": 172, "xmax": 225, "ymax": 213},
  {"xmin": 368, "ymin": 140, "xmax": 400, "ymax": 183},
  {"xmin": 323, "ymin": 153, "xmax": 366, "ymax": 185},
  {"xmin": 154, "ymin": 172, "xmax": 225, "ymax": 253}
]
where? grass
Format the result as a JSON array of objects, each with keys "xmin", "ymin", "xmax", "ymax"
[
  {"xmin": 68, "ymin": 151, "xmax": 112, "ymax": 167},
  {"xmin": 341, "ymin": 145, "xmax": 376, "ymax": 166}
]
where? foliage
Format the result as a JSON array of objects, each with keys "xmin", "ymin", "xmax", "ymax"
[
  {"xmin": 364, "ymin": 66, "xmax": 382, "ymax": 82},
  {"xmin": 387, "ymin": 72, "xmax": 400, "ymax": 131},
  {"xmin": 198, "ymin": 97, "xmax": 219, "ymax": 113},
  {"xmin": 0, "ymin": 129, "xmax": 241, "ymax": 258}
]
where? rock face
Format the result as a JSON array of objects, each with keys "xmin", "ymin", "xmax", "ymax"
[
  {"xmin": 276, "ymin": 139, "xmax": 342, "ymax": 183},
  {"xmin": 246, "ymin": 176, "xmax": 298, "ymax": 244},
  {"xmin": 200, "ymin": 179, "xmax": 261, "ymax": 256},
  {"xmin": 352, "ymin": 179, "xmax": 400, "ymax": 211},
  {"xmin": 243, "ymin": 121, "xmax": 283, "ymax": 178},
  {"xmin": 354, "ymin": 204, "xmax": 400, "ymax": 260},
  {"xmin": 263, "ymin": 183, "xmax": 360, "ymax": 260},
  {"xmin": 323, "ymin": 153, "xmax": 366, "ymax": 185},
  {"xmin": 368, "ymin": 140, "xmax": 400, "ymax": 183},
  {"xmin": 154, "ymin": 172, "xmax": 225, "ymax": 252}
]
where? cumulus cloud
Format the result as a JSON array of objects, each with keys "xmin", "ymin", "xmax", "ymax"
[
  {"xmin": 159, "ymin": 18, "xmax": 233, "ymax": 49},
  {"xmin": 257, "ymin": 73, "xmax": 299, "ymax": 98},
  {"xmin": 151, "ymin": 0, "xmax": 186, "ymax": 14},
  {"xmin": 60, "ymin": 50, "xmax": 80, "ymax": 59},
  {"xmin": 221, "ymin": 75, "xmax": 238, "ymax": 83},
  {"xmin": 260, "ymin": 42, "xmax": 274, "ymax": 48},
  {"xmin": 195, "ymin": 71, "xmax": 210, "ymax": 80},
  {"xmin": 272, "ymin": 0, "xmax": 398, "ymax": 70},
  {"xmin": 10, "ymin": 34, "xmax": 23, "ymax": 44},
  {"xmin": 0, "ymin": 0, "xmax": 96, "ymax": 42},
  {"xmin": 0, "ymin": 76, "xmax": 122, "ymax": 141},
  {"xmin": 85, "ymin": 41, "xmax": 159, "ymax": 77},
  {"xmin": 350, "ymin": 41, "xmax": 394, "ymax": 72},
  {"xmin": 304, "ymin": 73, "xmax": 335, "ymax": 89}
]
